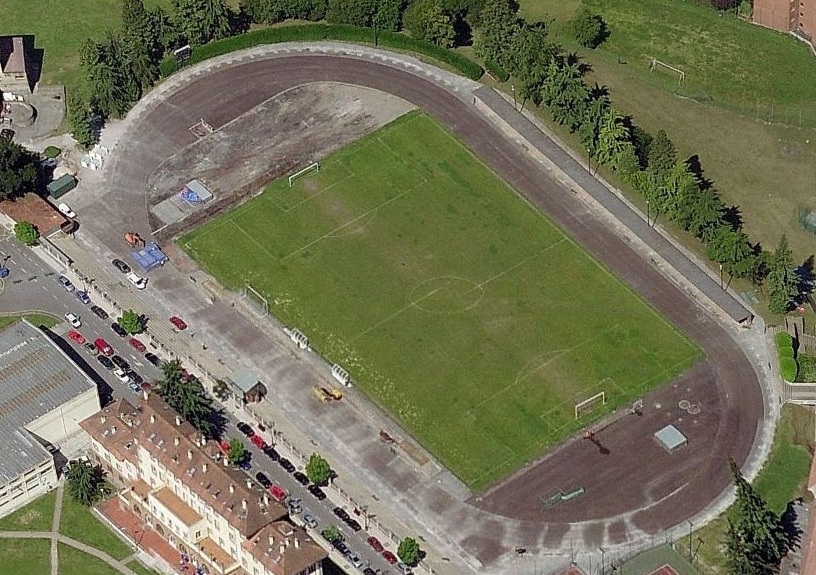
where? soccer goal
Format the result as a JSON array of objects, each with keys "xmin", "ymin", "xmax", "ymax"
[
  {"xmin": 242, "ymin": 284, "xmax": 268, "ymax": 317},
  {"xmin": 288, "ymin": 162, "xmax": 320, "ymax": 187},
  {"xmin": 575, "ymin": 391, "xmax": 606, "ymax": 419},
  {"xmin": 649, "ymin": 57, "xmax": 685, "ymax": 87}
]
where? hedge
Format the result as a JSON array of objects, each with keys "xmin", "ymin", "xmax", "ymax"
[
  {"xmin": 780, "ymin": 357, "xmax": 799, "ymax": 382},
  {"xmin": 775, "ymin": 332, "xmax": 794, "ymax": 348},
  {"xmin": 160, "ymin": 24, "xmax": 483, "ymax": 81},
  {"xmin": 484, "ymin": 59, "xmax": 510, "ymax": 82},
  {"xmin": 778, "ymin": 345, "xmax": 796, "ymax": 359}
]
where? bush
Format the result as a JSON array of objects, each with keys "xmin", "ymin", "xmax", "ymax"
[
  {"xmin": 43, "ymin": 146, "xmax": 62, "ymax": 159},
  {"xmin": 775, "ymin": 332, "xmax": 794, "ymax": 348},
  {"xmin": 571, "ymin": 8, "xmax": 608, "ymax": 49},
  {"xmin": 14, "ymin": 221, "xmax": 39, "ymax": 246},
  {"xmin": 778, "ymin": 345, "xmax": 795, "ymax": 359},
  {"xmin": 159, "ymin": 24, "xmax": 484, "ymax": 80},
  {"xmin": 484, "ymin": 59, "xmax": 509, "ymax": 82},
  {"xmin": 796, "ymin": 353, "xmax": 816, "ymax": 383},
  {"xmin": 780, "ymin": 357, "xmax": 799, "ymax": 382}
]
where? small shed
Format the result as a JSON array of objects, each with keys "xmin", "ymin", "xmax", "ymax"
[
  {"xmin": 46, "ymin": 174, "xmax": 77, "ymax": 199},
  {"xmin": 226, "ymin": 369, "xmax": 267, "ymax": 404},
  {"xmin": 654, "ymin": 424, "xmax": 688, "ymax": 453},
  {"xmin": 130, "ymin": 242, "xmax": 168, "ymax": 271}
]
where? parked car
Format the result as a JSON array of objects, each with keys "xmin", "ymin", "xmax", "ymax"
[
  {"xmin": 396, "ymin": 563, "xmax": 413, "ymax": 575},
  {"xmin": 346, "ymin": 519, "xmax": 361, "ymax": 533},
  {"xmin": 263, "ymin": 446, "xmax": 280, "ymax": 461},
  {"xmin": 250, "ymin": 435, "xmax": 266, "ymax": 449},
  {"xmin": 127, "ymin": 382, "xmax": 141, "ymax": 395},
  {"xmin": 94, "ymin": 337, "xmax": 113, "ymax": 356},
  {"xmin": 333, "ymin": 507, "xmax": 350, "ymax": 522},
  {"xmin": 144, "ymin": 352, "xmax": 161, "ymax": 366},
  {"xmin": 287, "ymin": 497, "xmax": 302, "ymax": 515},
  {"xmin": 83, "ymin": 342, "xmax": 98, "ymax": 355},
  {"xmin": 307, "ymin": 485, "xmax": 326, "ymax": 501},
  {"xmin": 382, "ymin": 551, "xmax": 398, "ymax": 565},
  {"xmin": 140, "ymin": 381, "xmax": 154, "ymax": 391},
  {"xmin": 278, "ymin": 458, "xmax": 296, "ymax": 473},
  {"xmin": 0, "ymin": 128, "xmax": 14, "ymax": 141},
  {"xmin": 75, "ymin": 290, "xmax": 91, "ymax": 304},
  {"xmin": 292, "ymin": 471, "xmax": 309, "ymax": 486},
  {"xmin": 302, "ymin": 513, "xmax": 318, "ymax": 529},
  {"xmin": 127, "ymin": 272, "xmax": 147, "ymax": 289},
  {"xmin": 334, "ymin": 541, "xmax": 350, "ymax": 555},
  {"xmin": 169, "ymin": 316, "xmax": 188, "ymax": 330},
  {"xmin": 111, "ymin": 322, "xmax": 127, "ymax": 338},
  {"xmin": 114, "ymin": 368, "xmax": 132, "ymax": 384},
  {"xmin": 97, "ymin": 355, "xmax": 114, "ymax": 370},
  {"xmin": 57, "ymin": 275, "xmax": 75, "ymax": 292},
  {"xmin": 64, "ymin": 313, "xmax": 81, "ymax": 328},
  {"xmin": 66, "ymin": 330, "xmax": 86, "ymax": 345},
  {"xmin": 347, "ymin": 553, "xmax": 363, "ymax": 569},
  {"xmin": 237, "ymin": 459, "xmax": 251, "ymax": 471},
  {"xmin": 127, "ymin": 371, "xmax": 143, "ymax": 386},
  {"xmin": 57, "ymin": 203, "xmax": 76, "ymax": 218},
  {"xmin": 111, "ymin": 355, "xmax": 130, "ymax": 371},
  {"xmin": 255, "ymin": 472, "xmax": 272, "ymax": 488},
  {"xmin": 237, "ymin": 422, "xmax": 255, "ymax": 437},
  {"xmin": 129, "ymin": 338, "xmax": 146, "ymax": 352},
  {"xmin": 90, "ymin": 305, "xmax": 109, "ymax": 320},
  {"xmin": 269, "ymin": 484, "xmax": 287, "ymax": 503},
  {"xmin": 364, "ymin": 568, "xmax": 377, "ymax": 575},
  {"xmin": 366, "ymin": 537, "xmax": 384, "ymax": 553},
  {"xmin": 112, "ymin": 259, "xmax": 131, "ymax": 274}
]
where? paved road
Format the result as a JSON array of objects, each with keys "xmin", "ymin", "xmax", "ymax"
[{"xmin": 40, "ymin": 45, "xmax": 769, "ymax": 574}]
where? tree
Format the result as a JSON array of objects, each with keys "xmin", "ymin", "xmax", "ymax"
[
  {"xmin": 305, "ymin": 453, "xmax": 331, "ymax": 485},
  {"xmin": 118, "ymin": 309, "xmax": 145, "ymax": 334},
  {"xmin": 156, "ymin": 359, "xmax": 218, "ymax": 438},
  {"xmin": 14, "ymin": 221, "xmax": 39, "ymax": 246},
  {"xmin": 321, "ymin": 524, "xmax": 341, "ymax": 543},
  {"xmin": 647, "ymin": 129, "xmax": 676, "ymax": 179},
  {"xmin": 571, "ymin": 8, "xmax": 607, "ymax": 49},
  {"xmin": 227, "ymin": 437, "xmax": 249, "ymax": 465},
  {"xmin": 66, "ymin": 460, "xmax": 107, "ymax": 506},
  {"xmin": 541, "ymin": 58, "xmax": 589, "ymax": 132},
  {"xmin": 397, "ymin": 536, "xmax": 421, "ymax": 566},
  {"xmin": 79, "ymin": 33, "xmax": 140, "ymax": 119},
  {"xmin": 172, "ymin": 0, "xmax": 233, "ymax": 46},
  {"xmin": 0, "ymin": 139, "xmax": 39, "ymax": 200},
  {"xmin": 595, "ymin": 106, "xmax": 629, "ymax": 170},
  {"xmin": 66, "ymin": 93, "xmax": 97, "ymax": 149},
  {"xmin": 705, "ymin": 225, "xmax": 752, "ymax": 281},
  {"xmin": 507, "ymin": 23, "xmax": 557, "ymax": 106},
  {"xmin": 724, "ymin": 459, "xmax": 789, "ymax": 575},
  {"xmin": 326, "ymin": 0, "xmax": 377, "ymax": 27},
  {"xmin": 473, "ymin": 0, "xmax": 521, "ymax": 71},
  {"xmin": 213, "ymin": 379, "xmax": 230, "ymax": 401},
  {"xmin": 767, "ymin": 235, "xmax": 799, "ymax": 315},
  {"xmin": 403, "ymin": 0, "xmax": 456, "ymax": 47},
  {"xmin": 122, "ymin": 0, "xmax": 161, "ymax": 90}
]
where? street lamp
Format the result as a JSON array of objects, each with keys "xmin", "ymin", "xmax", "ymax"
[
  {"xmin": 646, "ymin": 199, "xmax": 650, "ymax": 226},
  {"xmin": 688, "ymin": 521, "xmax": 693, "ymax": 562},
  {"xmin": 719, "ymin": 263, "xmax": 724, "ymax": 289},
  {"xmin": 599, "ymin": 547, "xmax": 607, "ymax": 575},
  {"xmin": 511, "ymin": 85, "xmax": 517, "ymax": 111}
]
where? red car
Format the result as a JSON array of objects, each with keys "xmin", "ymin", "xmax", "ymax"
[
  {"xmin": 169, "ymin": 316, "xmax": 188, "ymax": 330},
  {"xmin": 129, "ymin": 338, "xmax": 146, "ymax": 352},
  {"xmin": 382, "ymin": 551, "xmax": 398, "ymax": 565},
  {"xmin": 269, "ymin": 484, "xmax": 286, "ymax": 502},
  {"xmin": 94, "ymin": 337, "xmax": 114, "ymax": 356},
  {"xmin": 251, "ymin": 435, "xmax": 267, "ymax": 449},
  {"xmin": 366, "ymin": 536, "xmax": 384, "ymax": 553},
  {"xmin": 67, "ymin": 330, "xmax": 86, "ymax": 345}
]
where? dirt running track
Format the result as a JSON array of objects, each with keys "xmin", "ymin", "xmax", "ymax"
[{"xmin": 91, "ymin": 53, "xmax": 764, "ymax": 562}]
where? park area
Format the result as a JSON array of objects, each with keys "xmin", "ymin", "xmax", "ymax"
[{"xmin": 181, "ymin": 112, "xmax": 700, "ymax": 488}]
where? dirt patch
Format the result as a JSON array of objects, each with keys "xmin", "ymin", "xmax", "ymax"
[{"xmin": 147, "ymin": 83, "xmax": 413, "ymax": 240}]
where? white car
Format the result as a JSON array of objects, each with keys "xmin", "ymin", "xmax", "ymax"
[
  {"xmin": 57, "ymin": 203, "xmax": 76, "ymax": 218},
  {"xmin": 64, "ymin": 313, "xmax": 81, "ymax": 328},
  {"xmin": 127, "ymin": 272, "xmax": 147, "ymax": 290},
  {"xmin": 113, "ymin": 368, "xmax": 132, "ymax": 384}
]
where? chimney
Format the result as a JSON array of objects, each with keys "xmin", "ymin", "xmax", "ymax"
[
  {"xmin": 263, "ymin": 493, "xmax": 270, "ymax": 506},
  {"xmin": 268, "ymin": 535, "xmax": 274, "ymax": 547},
  {"xmin": 175, "ymin": 415, "xmax": 182, "ymax": 426},
  {"xmin": 187, "ymin": 450, "xmax": 193, "ymax": 460},
  {"xmin": 294, "ymin": 538, "xmax": 300, "ymax": 549},
  {"xmin": 150, "ymin": 414, "xmax": 156, "ymax": 424},
  {"xmin": 174, "ymin": 436, "xmax": 180, "ymax": 446},
  {"xmin": 279, "ymin": 545, "xmax": 285, "ymax": 557},
  {"xmin": 229, "ymin": 484, "xmax": 235, "ymax": 494},
  {"xmin": 223, "ymin": 457, "xmax": 229, "ymax": 467},
  {"xmin": 242, "ymin": 499, "xmax": 247, "ymax": 510},
  {"xmin": 110, "ymin": 426, "xmax": 117, "ymax": 435},
  {"xmin": 202, "ymin": 463, "xmax": 208, "ymax": 474},
  {"xmin": 246, "ymin": 478, "xmax": 253, "ymax": 488},
  {"xmin": 100, "ymin": 415, "xmax": 107, "ymax": 423},
  {"xmin": 285, "ymin": 538, "xmax": 290, "ymax": 548},
  {"xmin": 143, "ymin": 390, "xmax": 149, "ymax": 401}
]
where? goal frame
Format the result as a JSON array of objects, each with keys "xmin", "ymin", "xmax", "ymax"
[
  {"xmin": 575, "ymin": 391, "xmax": 606, "ymax": 419},
  {"xmin": 288, "ymin": 162, "xmax": 320, "ymax": 187},
  {"xmin": 242, "ymin": 284, "xmax": 269, "ymax": 317},
  {"xmin": 649, "ymin": 58, "xmax": 685, "ymax": 86}
]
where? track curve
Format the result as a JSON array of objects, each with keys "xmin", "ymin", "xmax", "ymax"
[{"xmin": 82, "ymin": 47, "xmax": 767, "ymax": 566}]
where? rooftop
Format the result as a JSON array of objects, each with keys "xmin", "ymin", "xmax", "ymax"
[
  {"xmin": 244, "ymin": 521, "xmax": 328, "ymax": 575},
  {"xmin": 0, "ymin": 36, "xmax": 27, "ymax": 75},
  {"xmin": 0, "ymin": 193, "xmax": 68, "ymax": 238},
  {"xmin": 0, "ymin": 319, "xmax": 97, "ymax": 482},
  {"xmin": 151, "ymin": 486, "xmax": 202, "ymax": 527},
  {"xmin": 228, "ymin": 369, "xmax": 262, "ymax": 393}
]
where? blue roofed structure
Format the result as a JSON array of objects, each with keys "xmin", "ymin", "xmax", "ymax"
[{"xmin": 131, "ymin": 242, "xmax": 169, "ymax": 272}]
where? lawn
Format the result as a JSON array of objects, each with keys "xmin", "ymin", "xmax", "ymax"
[
  {"xmin": 58, "ymin": 495, "xmax": 132, "ymax": 561},
  {"xmin": 124, "ymin": 559, "xmax": 162, "ymax": 575},
  {"xmin": 0, "ymin": 313, "xmax": 59, "ymax": 331},
  {"xmin": 694, "ymin": 403, "xmax": 814, "ymax": 574},
  {"xmin": 0, "ymin": 539, "xmax": 52, "ymax": 575},
  {"xmin": 182, "ymin": 111, "xmax": 700, "ymax": 489},
  {"xmin": 59, "ymin": 543, "xmax": 130, "ymax": 575},
  {"xmin": 0, "ymin": 490, "xmax": 57, "ymax": 532}
]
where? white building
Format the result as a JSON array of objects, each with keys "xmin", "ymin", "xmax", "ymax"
[
  {"xmin": 80, "ymin": 394, "xmax": 327, "ymax": 575},
  {"xmin": 0, "ymin": 319, "xmax": 101, "ymax": 517}
]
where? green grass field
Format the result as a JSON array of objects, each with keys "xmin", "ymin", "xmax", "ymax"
[
  {"xmin": 0, "ymin": 490, "xmax": 56, "ymax": 532},
  {"xmin": 58, "ymin": 495, "xmax": 132, "ymax": 561},
  {"xmin": 0, "ymin": 539, "xmax": 52, "ymax": 575},
  {"xmin": 182, "ymin": 112, "xmax": 699, "ymax": 488}
]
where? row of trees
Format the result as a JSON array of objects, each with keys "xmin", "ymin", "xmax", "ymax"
[
  {"xmin": 473, "ymin": 0, "xmax": 805, "ymax": 314},
  {"xmin": 154, "ymin": 358, "xmax": 224, "ymax": 439}
]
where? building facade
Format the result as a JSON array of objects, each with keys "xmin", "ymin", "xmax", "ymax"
[
  {"xmin": 0, "ymin": 319, "xmax": 101, "ymax": 517},
  {"xmin": 754, "ymin": 0, "xmax": 816, "ymax": 49},
  {"xmin": 80, "ymin": 395, "xmax": 327, "ymax": 575}
]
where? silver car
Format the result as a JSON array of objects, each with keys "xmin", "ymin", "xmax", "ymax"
[{"xmin": 302, "ymin": 513, "xmax": 318, "ymax": 529}]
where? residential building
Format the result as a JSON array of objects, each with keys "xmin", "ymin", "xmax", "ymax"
[
  {"xmin": 80, "ymin": 394, "xmax": 326, "ymax": 575},
  {"xmin": 0, "ymin": 319, "xmax": 101, "ymax": 517},
  {"xmin": 754, "ymin": 0, "xmax": 816, "ymax": 50},
  {"xmin": 0, "ymin": 36, "xmax": 32, "ymax": 94}
]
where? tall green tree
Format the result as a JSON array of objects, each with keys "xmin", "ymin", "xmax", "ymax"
[
  {"xmin": 66, "ymin": 93, "xmax": 97, "ymax": 150},
  {"xmin": 724, "ymin": 459, "xmax": 789, "ymax": 575},
  {"xmin": 507, "ymin": 23, "xmax": 557, "ymax": 106},
  {"xmin": 172, "ymin": 0, "xmax": 232, "ymax": 46},
  {"xmin": 473, "ymin": 0, "xmax": 520, "ymax": 71},
  {"xmin": 122, "ymin": 0, "xmax": 162, "ymax": 90},
  {"xmin": 647, "ymin": 129, "xmax": 676, "ymax": 179},
  {"xmin": 403, "ymin": 0, "xmax": 456, "ymax": 47},
  {"xmin": 595, "ymin": 106, "xmax": 629, "ymax": 170},
  {"xmin": 305, "ymin": 453, "xmax": 332, "ymax": 485},
  {"xmin": 326, "ymin": 0, "xmax": 378, "ymax": 27},
  {"xmin": 578, "ymin": 91, "xmax": 610, "ymax": 173},
  {"xmin": 705, "ymin": 225, "xmax": 752, "ymax": 281},
  {"xmin": 66, "ymin": 460, "xmax": 106, "ymax": 506},
  {"xmin": 79, "ymin": 33, "xmax": 140, "ymax": 119},
  {"xmin": 0, "ymin": 139, "xmax": 39, "ymax": 200},
  {"xmin": 156, "ymin": 359, "xmax": 218, "ymax": 438},
  {"xmin": 118, "ymin": 309, "xmax": 145, "ymax": 334},
  {"xmin": 571, "ymin": 8, "xmax": 607, "ymax": 48},
  {"xmin": 14, "ymin": 221, "xmax": 39, "ymax": 246},
  {"xmin": 767, "ymin": 235, "xmax": 799, "ymax": 314},
  {"xmin": 227, "ymin": 438, "xmax": 249, "ymax": 465},
  {"xmin": 540, "ymin": 58, "xmax": 589, "ymax": 132},
  {"xmin": 397, "ymin": 536, "xmax": 422, "ymax": 566}
]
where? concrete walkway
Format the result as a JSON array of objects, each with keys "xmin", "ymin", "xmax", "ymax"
[{"xmin": 50, "ymin": 483, "xmax": 64, "ymax": 575}]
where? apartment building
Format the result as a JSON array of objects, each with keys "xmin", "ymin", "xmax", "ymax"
[{"xmin": 80, "ymin": 394, "xmax": 327, "ymax": 575}]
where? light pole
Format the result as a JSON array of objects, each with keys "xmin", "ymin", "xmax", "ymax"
[
  {"xmin": 599, "ymin": 547, "xmax": 607, "ymax": 575},
  {"xmin": 646, "ymin": 199, "xmax": 650, "ymax": 226},
  {"xmin": 511, "ymin": 85, "xmax": 517, "ymax": 111},
  {"xmin": 688, "ymin": 521, "xmax": 693, "ymax": 563},
  {"xmin": 719, "ymin": 263, "xmax": 724, "ymax": 289}
]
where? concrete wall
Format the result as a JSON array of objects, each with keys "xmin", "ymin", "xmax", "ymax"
[
  {"xmin": 26, "ymin": 387, "xmax": 101, "ymax": 444},
  {"xmin": 0, "ymin": 457, "xmax": 57, "ymax": 519}
]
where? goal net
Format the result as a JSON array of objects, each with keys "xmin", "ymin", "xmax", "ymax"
[
  {"xmin": 574, "ymin": 391, "xmax": 606, "ymax": 419},
  {"xmin": 242, "ymin": 284, "xmax": 268, "ymax": 317},
  {"xmin": 288, "ymin": 162, "xmax": 320, "ymax": 187}
]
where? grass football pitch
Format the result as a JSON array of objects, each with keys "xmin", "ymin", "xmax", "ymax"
[{"xmin": 181, "ymin": 112, "xmax": 700, "ymax": 489}]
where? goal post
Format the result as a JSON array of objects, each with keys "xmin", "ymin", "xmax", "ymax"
[
  {"xmin": 288, "ymin": 162, "xmax": 320, "ymax": 187},
  {"xmin": 242, "ymin": 284, "xmax": 268, "ymax": 317},
  {"xmin": 648, "ymin": 57, "xmax": 685, "ymax": 86},
  {"xmin": 575, "ymin": 391, "xmax": 606, "ymax": 419}
]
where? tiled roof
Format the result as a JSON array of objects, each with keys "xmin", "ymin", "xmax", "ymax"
[
  {"xmin": 244, "ymin": 521, "xmax": 328, "ymax": 575},
  {"xmin": 80, "ymin": 394, "xmax": 288, "ymax": 537},
  {"xmin": 152, "ymin": 486, "xmax": 203, "ymax": 526},
  {"xmin": 0, "ymin": 36, "xmax": 27, "ymax": 74}
]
